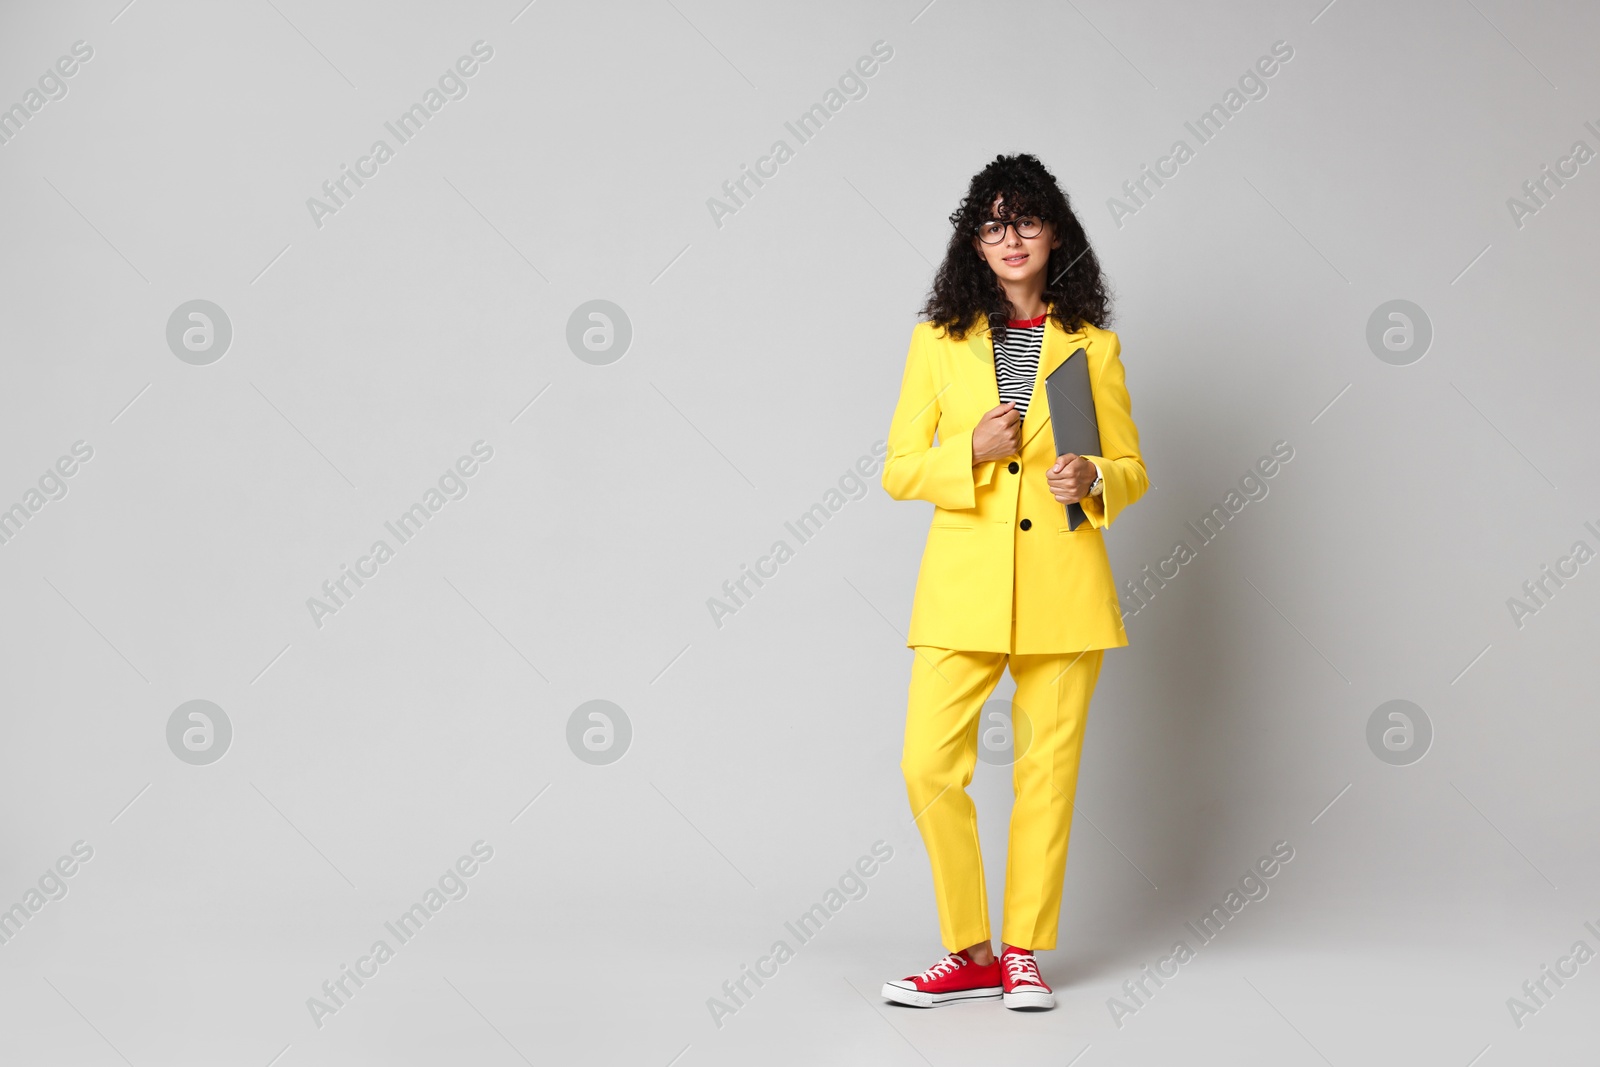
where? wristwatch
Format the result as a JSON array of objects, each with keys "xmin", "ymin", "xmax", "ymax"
[{"xmin": 1088, "ymin": 462, "xmax": 1104, "ymax": 498}]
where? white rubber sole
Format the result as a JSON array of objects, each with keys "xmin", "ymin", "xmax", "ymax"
[
  {"xmin": 1002, "ymin": 986, "xmax": 1056, "ymax": 1010},
  {"xmin": 880, "ymin": 981, "xmax": 1002, "ymax": 1008}
]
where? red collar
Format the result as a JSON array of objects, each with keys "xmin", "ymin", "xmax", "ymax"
[{"xmin": 1005, "ymin": 313, "xmax": 1047, "ymax": 329}]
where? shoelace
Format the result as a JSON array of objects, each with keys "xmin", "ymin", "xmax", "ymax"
[
  {"xmin": 916, "ymin": 953, "xmax": 965, "ymax": 982},
  {"xmin": 1004, "ymin": 952, "xmax": 1043, "ymax": 985}
]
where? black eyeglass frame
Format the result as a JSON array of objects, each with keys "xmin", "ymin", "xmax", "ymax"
[{"xmin": 975, "ymin": 215, "xmax": 1046, "ymax": 244}]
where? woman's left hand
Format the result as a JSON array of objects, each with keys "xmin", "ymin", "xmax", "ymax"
[{"xmin": 1046, "ymin": 453, "xmax": 1096, "ymax": 503}]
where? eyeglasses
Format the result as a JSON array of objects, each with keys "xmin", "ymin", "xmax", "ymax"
[{"xmin": 976, "ymin": 215, "xmax": 1044, "ymax": 244}]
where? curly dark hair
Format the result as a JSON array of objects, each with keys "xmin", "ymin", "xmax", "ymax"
[{"xmin": 920, "ymin": 153, "xmax": 1113, "ymax": 341}]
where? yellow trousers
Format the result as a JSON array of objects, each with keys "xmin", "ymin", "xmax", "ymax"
[{"xmin": 900, "ymin": 645, "xmax": 1104, "ymax": 952}]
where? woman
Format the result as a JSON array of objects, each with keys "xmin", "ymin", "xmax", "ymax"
[{"xmin": 878, "ymin": 153, "xmax": 1148, "ymax": 1011}]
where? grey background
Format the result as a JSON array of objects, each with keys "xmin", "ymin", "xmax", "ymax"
[{"xmin": 2, "ymin": 0, "xmax": 1597, "ymax": 1063}]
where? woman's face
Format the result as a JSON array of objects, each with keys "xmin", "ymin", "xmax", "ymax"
[{"xmin": 970, "ymin": 195, "xmax": 1061, "ymax": 285}]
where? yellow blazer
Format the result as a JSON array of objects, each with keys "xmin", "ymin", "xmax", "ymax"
[{"xmin": 881, "ymin": 311, "xmax": 1148, "ymax": 654}]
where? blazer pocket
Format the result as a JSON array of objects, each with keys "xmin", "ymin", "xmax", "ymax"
[{"xmin": 930, "ymin": 522, "xmax": 976, "ymax": 531}]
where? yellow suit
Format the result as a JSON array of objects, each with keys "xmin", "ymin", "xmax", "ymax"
[
  {"xmin": 882, "ymin": 310, "xmax": 1148, "ymax": 953},
  {"xmin": 881, "ymin": 313, "xmax": 1148, "ymax": 654}
]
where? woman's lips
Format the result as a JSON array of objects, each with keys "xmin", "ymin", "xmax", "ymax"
[{"xmin": 1002, "ymin": 253, "xmax": 1028, "ymax": 265}]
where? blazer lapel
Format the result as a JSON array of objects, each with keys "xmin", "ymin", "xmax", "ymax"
[
  {"xmin": 954, "ymin": 315, "xmax": 1003, "ymax": 415},
  {"xmin": 950, "ymin": 312, "xmax": 1088, "ymax": 451},
  {"xmin": 1021, "ymin": 314, "xmax": 1088, "ymax": 450}
]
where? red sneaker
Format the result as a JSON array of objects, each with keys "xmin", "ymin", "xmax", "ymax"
[
  {"xmin": 1000, "ymin": 946, "xmax": 1054, "ymax": 1010},
  {"xmin": 881, "ymin": 949, "xmax": 1002, "ymax": 1007}
]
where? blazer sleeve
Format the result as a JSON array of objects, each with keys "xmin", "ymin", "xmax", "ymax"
[
  {"xmin": 1077, "ymin": 330, "xmax": 1149, "ymax": 529},
  {"xmin": 881, "ymin": 324, "xmax": 997, "ymax": 510}
]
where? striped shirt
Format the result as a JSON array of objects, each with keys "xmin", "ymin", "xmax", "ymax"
[{"xmin": 993, "ymin": 313, "xmax": 1047, "ymax": 418}]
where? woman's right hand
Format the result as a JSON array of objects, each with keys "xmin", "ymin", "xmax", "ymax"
[{"xmin": 971, "ymin": 402, "xmax": 1021, "ymax": 465}]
